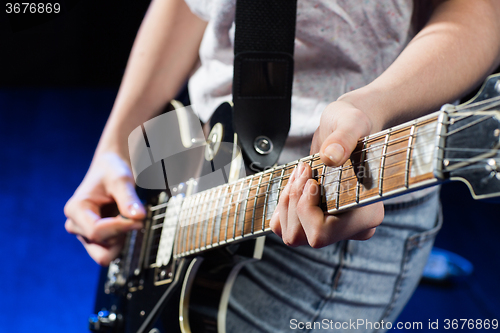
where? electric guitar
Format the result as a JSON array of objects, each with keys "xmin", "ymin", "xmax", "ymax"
[{"xmin": 89, "ymin": 74, "xmax": 500, "ymax": 333}]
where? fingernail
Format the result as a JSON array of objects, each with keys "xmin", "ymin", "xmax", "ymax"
[
  {"xmin": 324, "ymin": 143, "xmax": 344, "ymax": 165},
  {"xmin": 307, "ymin": 179, "xmax": 318, "ymax": 195},
  {"xmin": 128, "ymin": 202, "xmax": 142, "ymax": 217},
  {"xmin": 297, "ymin": 162, "xmax": 305, "ymax": 176}
]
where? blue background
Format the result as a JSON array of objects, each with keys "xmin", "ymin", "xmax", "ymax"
[{"xmin": 0, "ymin": 1, "xmax": 499, "ymax": 332}]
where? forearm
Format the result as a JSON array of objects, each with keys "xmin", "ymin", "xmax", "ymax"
[
  {"xmin": 339, "ymin": 0, "xmax": 500, "ymax": 133},
  {"xmin": 96, "ymin": 0, "xmax": 207, "ymax": 159}
]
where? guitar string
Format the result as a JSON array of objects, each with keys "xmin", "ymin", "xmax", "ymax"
[
  {"xmin": 154, "ymin": 108, "xmax": 500, "ymax": 214},
  {"xmin": 162, "ymin": 113, "xmax": 499, "ymax": 250},
  {"xmin": 175, "ymin": 152, "xmax": 435, "ymax": 249},
  {"xmin": 151, "ymin": 122, "xmax": 436, "ymax": 213},
  {"xmin": 176, "ymin": 165, "xmax": 440, "ymax": 254},
  {"xmin": 157, "ymin": 140, "xmax": 437, "ymax": 218},
  {"xmin": 150, "ymin": 121, "xmax": 441, "ymax": 213},
  {"xmin": 157, "ymin": 141, "xmax": 496, "ymax": 230},
  {"xmin": 175, "ymin": 145, "xmax": 500, "ymax": 253},
  {"xmin": 152, "ymin": 136, "xmax": 433, "ymax": 213},
  {"xmin": 159, "ymin": 143, "xmax": 495, "ymax": 227},
  {"xmin": 176, "ymin": 153, "xmax": 499, "ymax": 254},
  {"xmin": 155, "ymin": 97, "xmax": 500, "ymax": 213},
  {"xmin": 172, "ymin": 99, "xmax": 500, "ymax": 254}
]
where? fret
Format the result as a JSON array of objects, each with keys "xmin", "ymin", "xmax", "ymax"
[
  {"xmin": 192, "ymin": 191, "xmax": 207, "ymax": 251},
  {"xmin": 233, "ymin": 180, "xmax": 245, "ymax": 239},
  {"xmin": 378, "ymin": 130, "xmax": 391, "ymax": 197},
  {"xmin": 355, "ymin": 140, "xmax": 367, "ymax": 204},
  {"xmin": 405, "ymin": 123, "xmax": 416, "ymax": 188},
  {"xmin": 202, "ymin": 190, "xmax": 213, "ymax": 248},
  {"xmin": 277, "ymin": 166, "xmax": 286, "ymax": 203},
  {"xmin": 187, "ymin": 195, "xmax": 199, "ymax": 252},
  {"xmin": 181, "ymin": 196, "xmax": 193, "ymax": 254},
  {"xmin": 338, "ymin": 159, "xmax": 357, "ymax": 208},
  {"xmin": 251, "ymin": 173, "xmax": 264, "ymax": 235},
  {"xmin": 261, "ymin": 169, "xmax": 274, "ymax": 231},
  {"xmin": 175, "ymin": 197, "xmax": 184, "ymax": 255},
  {"xmin": 240, "ymin": 177, "xmax": 253, "ymax": 238},
  {"xmin": 358, "ymin": 136, "xmax": 384, "ymax": 203},
  {"xmin": 188, "ymin": 194, "xmax": 202, "ymax": 252},
  {"xmin": 169, "ymin": 111, "xmax": 452, "ymax": 259},
  {"xmin": 265, "ymin": 167, "xmax": 282, "ymax": 222},
  {"xmin": 383, "ymin": 127, "xmax": 413, "ymax": 194},
  {"xmin": 224, "ymin": 182, "xmax": 237, "ymax": 242},
  {"xmin": 201, "ymin": 188, "xmax": 216, "ymax": 249},
  {"xmin": 310, "ymin": 157, "xmax": 325, "ymax": 207},
  {"xmin": 219, "ymin": 185, "xmax": 232, "ymax": 244},
  {"xmin": 335, "ymin": 166, "xmax": 342, "ymax": 210},
  {"xmin": 214, "ymin": 185, "xmax": 229, "ymax": 245},
  {"xmin": 208, "ymin": 187, "xmax": 223, "ymax": 248},
  {"xmin": 186, "ymin": 193, "xmax": 198, "ymax": 252},
  {"xmin": 320, "ymin": 163, "xmax": 326, "ymax": 188},
  {"xmin": 178, "ymin": 196, "xmax": 192, "ymax": 255}
]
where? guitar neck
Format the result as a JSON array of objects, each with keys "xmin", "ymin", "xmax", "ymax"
[{"xmin": 171, "ymin": 111, "xmax": 446, "ymax": 258}]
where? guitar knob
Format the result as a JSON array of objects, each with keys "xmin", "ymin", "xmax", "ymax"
[{"xmin": 89, "ymin": 310, "xmax": 120, "ymax": 331}]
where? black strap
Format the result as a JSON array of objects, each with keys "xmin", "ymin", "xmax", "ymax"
[{"xmin": 232, "ymin": 0, "xmax": 297, "ymax": 170}]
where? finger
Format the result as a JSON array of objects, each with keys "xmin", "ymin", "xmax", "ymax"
[
  {"xmin": 275, "ymin": 165, "xmax": 298, "ymax": 239},
  {"xmin": 269, "ymin": 209, "xmax": 281, "ymax": 237},
  {"xmin": 319, "ymin": 106, "xmax": 372, "ymax": 167},
  {"xmin": 108, "ymin": 176, "xmax": 146, "ymax": 220},
  {"xmin": 295, "ymin": 178, "xmax": 328, "ymax": 248},
  {"xmin": 66, "ymin": 214, "xmax": 142, "ymax": 245},
  {"xmin": 93, "ymin": 216, "xmax": 143, "ymax": 242},
  {"xmin": 283, "ymin": 162, "xmax": 310, "ymax": 247},
  {"xmin": 66, "ymin": 194, "xmax": 143, "ymax": 240},
  {"xmin": 349, "ymin": 227, "xmax": 377, "ymax": 241},
  {"xmin": 64, "ymin": 199, "xmax": 101, "ymax": 236},
  {"xmin": 316, "ymin": 202, "xmax": 384, "ymax": 246},
  {"xmin": 77, "ymin": 235, "xmax": 125, "ymax": 266}
]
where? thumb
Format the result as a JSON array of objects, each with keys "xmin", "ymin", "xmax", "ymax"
[
  {"xmin": 108, "ymin": 177, "xmax": 146, "ymax": 220},
  {"xmin": 319, "ymin": 107, "xmax": 372, "ymax": 167}
]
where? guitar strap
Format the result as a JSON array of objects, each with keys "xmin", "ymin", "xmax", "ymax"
[{"xmin": 232, "ymin": 0, "xmax": 297, "ymax": 170}]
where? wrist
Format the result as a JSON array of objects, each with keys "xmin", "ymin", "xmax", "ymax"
[
  {"xmin": 336, "ymin": 86, "xmax": 389, "ymax": 133},
  {"xmin": 94, "ymin": 127, "xmax": 131, "ymax": 166}
]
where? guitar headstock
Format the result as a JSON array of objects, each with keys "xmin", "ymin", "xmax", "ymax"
[{"xmin": 442, "ymin": 74, "xmax": 500, "ymax": 200}]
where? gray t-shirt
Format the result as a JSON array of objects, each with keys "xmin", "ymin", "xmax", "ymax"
[{"xmin": 185, "ymin": 0, "xmax": 437, "ymax": 201}]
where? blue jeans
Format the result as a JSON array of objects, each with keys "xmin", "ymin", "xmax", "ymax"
[{"xmin": 227, "ymin": 190, "xmax": 442, "ymax": 332}]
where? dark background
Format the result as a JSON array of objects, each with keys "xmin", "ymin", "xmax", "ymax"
[{"xmin": 0, "ymin": 1, "xmax": 499, "ymax": 332}]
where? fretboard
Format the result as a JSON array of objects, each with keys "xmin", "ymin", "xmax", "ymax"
[{"xmin": 171, "ymin": 111, "xmax": 445, "ymax": 258}]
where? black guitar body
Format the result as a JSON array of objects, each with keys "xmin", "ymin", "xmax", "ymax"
[
  {"xmin": 90, "ymin": 102, "xmax": 265, "ymax": 333},
  {"xmin": 90, "ymin": 74, "xmax": 500, "ymax": 333},
  {"xmin": 92, "ymin": 239, "xmax": 263, "ymax": 333},
  {"xmin": 92, "ymin": 258, "xmax": 183, "ymax": 333}
]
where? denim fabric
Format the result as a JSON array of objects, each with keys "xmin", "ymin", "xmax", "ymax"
[{"xmin": 226, "ymin": 190, "xmax": 442, "ymax": 333}]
